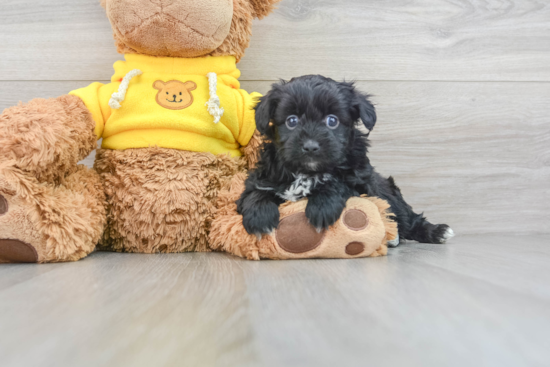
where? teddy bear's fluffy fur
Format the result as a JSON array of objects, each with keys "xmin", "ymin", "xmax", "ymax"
[{"xmin": 96, "ymin": 147, "xmax": 244, "ymax": 254}]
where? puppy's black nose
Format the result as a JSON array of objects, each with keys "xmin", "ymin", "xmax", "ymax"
[
  {"xmin": 173, "ymin": 95, "xmax": 177, "ymax": 99},
  {"xmin": 302, "ymin": 140, "xmax": 320, "ymax": 153}
]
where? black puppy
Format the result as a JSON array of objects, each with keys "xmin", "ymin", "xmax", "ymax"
[{"xmin": 237, "ymin": 75, "xmax": 453, "ymax": 245}]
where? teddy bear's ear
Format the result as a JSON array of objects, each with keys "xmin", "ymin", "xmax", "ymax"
[
  {"xmin": 249, "ymin": 0, "xmax": 281, "ymax": 19},
  {"xmin": 153, "ymin": 81, "xmax": 166, "ymax": 91},
  {"xmin": 99, "ymin": 0, "xmax": 106, "ymax": 9}
]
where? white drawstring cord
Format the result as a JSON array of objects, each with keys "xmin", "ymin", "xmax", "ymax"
[
  {"xmin": 205, "ymin": 72, "xmax": 224, "ymax": 124},
  {"xmin": 109, "ymin": 69, "xmax": 143, "ymax": 109}
]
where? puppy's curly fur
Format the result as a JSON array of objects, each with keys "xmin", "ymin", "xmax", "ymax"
[{"xmin": 237, "ymin": 75, "xmax": 453, "ymax": 244}]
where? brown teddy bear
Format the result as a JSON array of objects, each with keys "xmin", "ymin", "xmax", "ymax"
[{"xmin": 0, "ymin": 0, "xmax": 396, "ymax": 263}]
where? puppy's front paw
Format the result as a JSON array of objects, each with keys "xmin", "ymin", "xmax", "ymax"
[
  {"xmin": 305, "ymin": 196, "xmax": 346, "ymax": 230},
  {"xmin": 242, "ymin": 201, "xmax": 280, "ymax": 236}
]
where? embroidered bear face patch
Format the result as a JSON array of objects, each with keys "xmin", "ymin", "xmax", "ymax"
[{"xmin": 153, "ymin": 80, "xmax": 197, "ymax": 110}]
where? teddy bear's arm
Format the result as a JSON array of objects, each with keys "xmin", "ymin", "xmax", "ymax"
[
  {"xmin": 69, "ymin": 82, "xmax": 118, "ymax": 139},
  {"xmin": 235, "ymin": 90, "xmax": 262, "ymax": 147},
  {"xmin": 233, "ymin": 89, "xmax": 264, "ymax": 169}
]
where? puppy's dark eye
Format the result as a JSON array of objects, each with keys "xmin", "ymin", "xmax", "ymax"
[
  {"xmin": 180, "ymin": 92, "xmax": 182, "ymax": 96},
  {"xmin": 326, "ymin": 115, "xmax": 340, "ymax": 129},
  {"xmin": 286, "ymin": 115, "xmax": 299, "ymax": 130}
]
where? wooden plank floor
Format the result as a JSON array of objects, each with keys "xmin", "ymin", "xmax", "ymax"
[{"xmin": 1, "ymin": 235, "xmax": 549, "ymax": 367}]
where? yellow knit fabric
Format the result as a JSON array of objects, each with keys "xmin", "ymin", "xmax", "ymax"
[{"xmin": 69, "ymin": 54, "xmax": 260, "ymax": 156}]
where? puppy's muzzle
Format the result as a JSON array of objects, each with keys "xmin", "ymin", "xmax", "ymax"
[{"xmin": 302, "ymin": 139, "xmax": 320, "ymax": 154}]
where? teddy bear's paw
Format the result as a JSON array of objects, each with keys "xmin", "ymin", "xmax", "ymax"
[
  {"xmin": 265, "ymin": 197, "xmax": 395, "ymax": 259},
  {"xmin": 0, "ymin": 183, "xmax": 44, "ymax": 264}
]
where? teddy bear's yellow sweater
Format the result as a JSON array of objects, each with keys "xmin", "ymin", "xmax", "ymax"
[{"xmin": 69, "ymin": 54, "xmax": 259, "ymax": 157}]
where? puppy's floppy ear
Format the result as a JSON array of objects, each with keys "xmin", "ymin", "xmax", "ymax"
[
  {"xmin": 254, "ymin": 88, "xmax": 279, "ymax": 137},
  {"xmin": 354, "ymin": 91, "xmax": 377, "ymax": 132}
]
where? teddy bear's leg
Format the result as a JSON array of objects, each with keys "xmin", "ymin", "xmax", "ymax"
[
  {"xmin": 95, "ymin": 148, "xmax": 242, "ymax": 254},
  {"xmin": 209, "ymin": 174, "xmax": 398, "ymax": 260},
  {"xmin": 0, "ymin": 95, "xmax": 103, "ymax": 263},
  {"xmin": 0, "ymin": 165, "xmax": 106, "ymax": 263},
  {"xmin": 264, "ymin": 197, "xmax": 397, "ymax": 259}
]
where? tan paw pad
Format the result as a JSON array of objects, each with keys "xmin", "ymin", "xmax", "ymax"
[
  {"xmin": 276, "ymin": 212, "xmax": 325, "ymax": 254},
  {"xmin": 0, "ymin": 239, "xmax": 38, "ymax": 263},
  {"xmin": 345, "ymin": 242, "xmax": 365, "ymax": 256},
  {"xmin": 343, "ymin": 209, "xmax": 369, "ymax": 231}
]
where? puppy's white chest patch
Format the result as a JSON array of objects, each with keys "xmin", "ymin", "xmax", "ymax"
[{"xmin": 277, "ymin": 174, "xmax": 333, "ymax": 202}]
